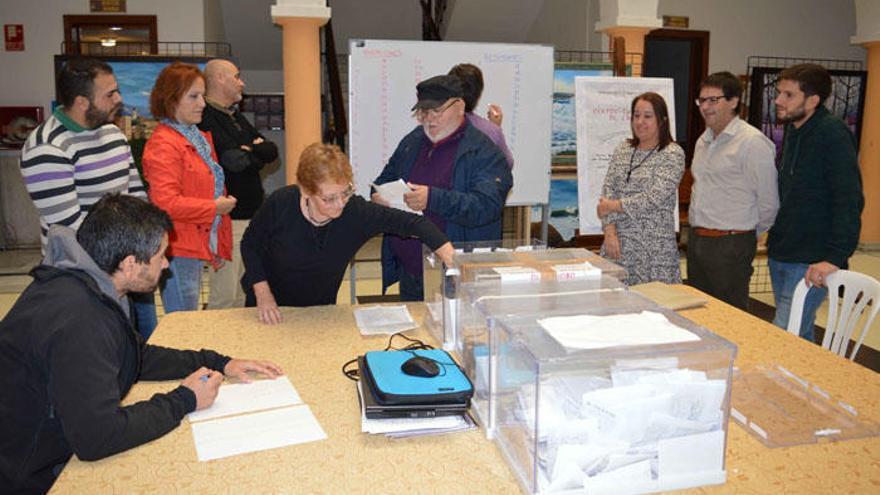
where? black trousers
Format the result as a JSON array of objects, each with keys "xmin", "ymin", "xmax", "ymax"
[{"xmin": 686, "ymin": 228, "xmax": 757, "ymax": 310}]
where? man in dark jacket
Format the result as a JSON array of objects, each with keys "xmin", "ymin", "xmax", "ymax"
[
  {"xmin": 0, "ymin": 195, "xmax": 282, "ymax": 494},
  {"xmin": 199, "ymin": 58, "xmax": 279, "ymax": 309},
  {"xmin": 767, "ymin": 63, "xmax": 864, "ymax": 341},
  {"xmin": 372, "ymin": 74, "xmax": 512, "ymax": 300}
]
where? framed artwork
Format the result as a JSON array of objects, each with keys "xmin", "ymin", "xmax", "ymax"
[
  {"xmin": 552, "ymin": 63, "xmax": 614, "ymax": 171},
  {"xmin": 531, "ymin": 172, "xmax": 580, "ymax": 245},
  {"xmin": 747, "ymin": 67, "xmax": 867, "ymax": 155},
  {"xmin": 0, "ymin": 106, "xmax": 44, "ymax": 149},
  {"xmin": 54, "ymin": 55, "xmax": 211, "ymax": 120}
]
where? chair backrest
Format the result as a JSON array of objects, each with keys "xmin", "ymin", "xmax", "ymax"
[{"xmin": 787, "ymin": 269, "xmax": 880, "ymax": 360}]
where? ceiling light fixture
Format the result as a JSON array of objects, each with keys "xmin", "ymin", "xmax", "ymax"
[{"xmin": 109, "ymin": 26, "xmax": 123, "ymax": 31}]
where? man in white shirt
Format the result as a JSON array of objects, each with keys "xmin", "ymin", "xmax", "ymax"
[{"xmin": 687, "ymin": 72, "xmax": 779, "ymax": 310}]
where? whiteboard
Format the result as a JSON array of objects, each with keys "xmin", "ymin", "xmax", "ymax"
[
  {"xmin": 575, "ymin": 77, "xmax": 677, "ymax": 235},
  {"xmin": 348, "ymin": 39, "xmax": 553, "ymax": 206}
]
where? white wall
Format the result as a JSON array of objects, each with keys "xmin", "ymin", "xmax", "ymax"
[
  {"xmin": 526, "ymin": 0, "xmax": 592, "ymax": 50},
  {"xmin": 241, "ymin": 69, "xmax": 285, "ymax": 93},
  {"xmin": 329, "ymin": 0, "xmax": 422, "ymax": 53},
  {"xmin": 0, "ymin": 0, "xmax": 207, "ymax": 111},
  {"xmin": 203, "ymin": 0, "xmax": 226, "ymax": 43},
  {"xmin": 657, "ymin": 0, "xmax": 865, "ymax": 75}
]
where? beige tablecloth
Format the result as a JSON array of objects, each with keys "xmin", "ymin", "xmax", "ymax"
[{"xmin": 51, "ymin": 288, "xmax": 880, "ymax": 494}]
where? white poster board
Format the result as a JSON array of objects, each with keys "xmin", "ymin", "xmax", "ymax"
[
  {"xmin": 575, "ymin": 77, "xmax": 677, "ymax": 235},
  {"xmin": 348, "ymin": 39, "xmax": 553, "ymax": 206}
]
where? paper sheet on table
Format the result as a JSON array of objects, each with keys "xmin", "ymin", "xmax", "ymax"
[
  {"xmin": 372, "ymin": 179, "xmax": 422, "ymax": 215},
  {"xmin": 538, "ymin": 311, "xmax": 700, "ymax": 350},
  {"xmin": 191, "ymin": 405, "xmax": 326, "ymax": 461},
  {"xmin": 356, "ymin": 380, "xmax": 471, "ymax": 434},
  {"xmin": 188, "ymin": 376, "xmax": 302, "ymax": 423},
  {"xmin": 353, "ymin": 305, "xmax": 417, "ymax": 335}
]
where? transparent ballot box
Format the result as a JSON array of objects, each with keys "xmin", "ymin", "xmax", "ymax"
[
  {"xmin": 492, "ymin": 307, "xmax": 737, "ymax": 495},
  {"xmin": 458, "ymin": 276, "xmax": 635, "ymax": 435},
  {"xmin": 423, "ymin": 243, "xmax": 625, "ymax": 349},
  {"xmin": 422, "ymin": 239, "xmax": 545, "ymax": 346}
]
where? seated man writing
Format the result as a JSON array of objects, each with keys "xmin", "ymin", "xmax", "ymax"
[{"xmin": 0, "ymin": 194, "xmax": 281, "ymax": 494}]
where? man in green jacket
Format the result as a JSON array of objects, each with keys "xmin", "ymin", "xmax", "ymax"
[{"xmin": 767, "ymin": 63, "xmax": 864, "ymax": 341}]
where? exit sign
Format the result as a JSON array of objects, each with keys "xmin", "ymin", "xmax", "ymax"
[{"xmin": 5, "ymin": 25, "xmax": 24, "ymax": 51}]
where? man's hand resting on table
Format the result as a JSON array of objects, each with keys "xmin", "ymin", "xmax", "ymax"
[{"xmin": 224, "ymin": 359, "xmax": 284, "ymax": 383}]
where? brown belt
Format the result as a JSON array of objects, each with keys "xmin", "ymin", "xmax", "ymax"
[{"xmin": 692, "ymin": 227, "xmax": 754, "ymax": 238}]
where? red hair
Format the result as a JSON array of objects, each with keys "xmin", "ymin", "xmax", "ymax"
[
  {"xmin": 296, "ymin": 143, "xmax": 353, "ymax": 194},
  {"xmin": 150, "ymin": 62, "xmax": 204, "ymax": 119}
]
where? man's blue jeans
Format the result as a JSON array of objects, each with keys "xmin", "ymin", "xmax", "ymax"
[
  {"xmin": 160, "ymin": 256, "xmax": 204, "ymax": 313},
  {"xmin": 769, "ymin": 258, "xmax": 828, "ymax": 342},
  {"xmin": 131, "ymin": 292, "xmax": 158, "ymax": 340}
]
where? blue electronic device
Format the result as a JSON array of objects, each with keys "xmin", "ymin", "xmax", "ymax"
[{"xmin": 362, "ymin": 349, "xmax": 473, "ymax": 405}]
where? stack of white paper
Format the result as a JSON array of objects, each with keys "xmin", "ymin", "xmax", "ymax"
[
  {"xmin": 191, "ymin": 406, "xmax": 327, "ymax": 461},
  {"xmin": 356, "ymin": 381, "xmax": 475, "ymax": 438},
  {"xmin": 353, "ymin": 305, "xmax": 418, "ymax": 335},
  {"xmin": 538, "ymin": 311, "xmax": 701, "ymax": 350},
  {"xmin": 188, "ymin": 376, "xmax": 326, "ymax": 461},
  {"xmin": 187, "ymin": 377, "xmax": 303, "ymax": 422}
]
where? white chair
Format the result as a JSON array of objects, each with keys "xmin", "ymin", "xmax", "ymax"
[{"xmin": 787, "ymin": 269, "xmax": 880, "ymax": 360}]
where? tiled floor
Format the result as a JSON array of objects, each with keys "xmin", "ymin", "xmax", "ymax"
[{"xmin": 2, "ymin": 242, "xmax": 878, "ymax": 357}]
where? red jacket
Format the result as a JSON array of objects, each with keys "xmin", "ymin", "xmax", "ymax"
[{"xmin": 143, "ymin": 124, "xmax": 232, "ymax": 264}]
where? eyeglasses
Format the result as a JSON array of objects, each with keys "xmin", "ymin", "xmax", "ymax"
[
  {"xmin": 413, "ymin": 98, "xmax": 461, "ymax": 121},
  {"xmin": 694, "ymin": 95, "xmax": 726, "ymax": 107},
  {"xmin": 316, "ymin": 183, "xmax": 354, "ymax": 205}
]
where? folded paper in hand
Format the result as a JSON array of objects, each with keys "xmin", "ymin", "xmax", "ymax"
[{"xmin": 372, "ymin": 179, "xmax": 422, "ymax": 215}]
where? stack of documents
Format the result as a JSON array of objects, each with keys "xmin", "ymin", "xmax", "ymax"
[
  {"xmin": 538, "ymin": 311, "xmax": 700, "ymax": 350},
  {"xmin": 353, "ymin": 305, "xmax": 418, "ymax": 335},
  {"xmin": 188, "ymin": 376, "xmax": 326, "ymax": 461},
  {"xmin": 356, "ymin": 380, "xmax": 476, "ymax": 438}
]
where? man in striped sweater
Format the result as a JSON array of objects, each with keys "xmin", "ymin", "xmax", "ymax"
[{"xmin": 20, "ymin": 58, "xmax": 157, "ymax": 339}]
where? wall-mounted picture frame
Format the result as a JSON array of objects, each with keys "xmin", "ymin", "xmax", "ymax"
[
  {"xmin": 552, "ymin": 63, "xmax": 615, "ymax": 172},
  {"xmin": 747, "ymin": 67, "xmax": 867, "ymax": 156},
  {"xmin": 240, "ymin": 93, "xmax": 285, "ymax": 130}
]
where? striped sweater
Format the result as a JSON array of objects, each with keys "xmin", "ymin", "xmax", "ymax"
[{"xmin": 20, "ymin": 108, "xmax": 146, "ymax": 249}]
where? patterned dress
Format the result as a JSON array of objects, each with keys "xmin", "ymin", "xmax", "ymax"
[{"xmin": 600, "ymin": 141, "xmax": 685, "ymax": 285}]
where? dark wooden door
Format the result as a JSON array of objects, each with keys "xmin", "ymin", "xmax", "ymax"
[{"xmin": 643, "ymin": 29, "xmax": 710, "ymax": 220}]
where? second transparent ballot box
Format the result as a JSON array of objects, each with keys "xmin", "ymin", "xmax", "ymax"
[
  {"xmin": 422, "ymin": 239, "xmax": 544, "ymax": 346},
  {"xmin": 423, "ymin": 244, "xmax": 625, "ymax": 348},
  {"xmin": 492, "ymin": 306, "xmax": 737, "ymax": 495}
]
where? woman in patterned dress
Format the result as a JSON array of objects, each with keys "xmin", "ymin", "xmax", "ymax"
[{"xmin": 597, "ymin": 92, "xmax": 684, "ymax": 285}]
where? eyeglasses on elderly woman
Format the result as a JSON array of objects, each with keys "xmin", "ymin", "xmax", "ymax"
[{"xmin": 315, "ymin": 183, "xmax": 355, "ymax": 205}]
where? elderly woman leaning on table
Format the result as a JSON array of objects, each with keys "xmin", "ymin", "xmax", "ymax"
[
  {"xmin": 241, "ymin": 143, "xmax": 455, "ymax": 325},
  {"xmin": 143, "ymin": 62, "xmax": 237, "ymax": 313},
  {"xmin": 597, "ymin": 91, "xmax": 685, "ymax": 286}
]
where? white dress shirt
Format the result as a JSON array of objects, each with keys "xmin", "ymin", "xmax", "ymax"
[{"xmin": 688, "ymin": 116, "xmax": 779, "ymax": 234}]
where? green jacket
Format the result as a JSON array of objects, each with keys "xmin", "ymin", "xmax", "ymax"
[{"xmin": 767, "ymin": 106, "xmax": 863, "ymax": 268}]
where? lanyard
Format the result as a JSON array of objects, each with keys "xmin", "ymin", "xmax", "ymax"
[{"xmin": 627, "ymin": 145, "xmax": 658, "ymax": 182}]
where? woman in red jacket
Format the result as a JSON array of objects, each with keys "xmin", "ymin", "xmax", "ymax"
[{"xmin": 143, "ymin": 62, "xmax": 235, "ymax": 313}]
